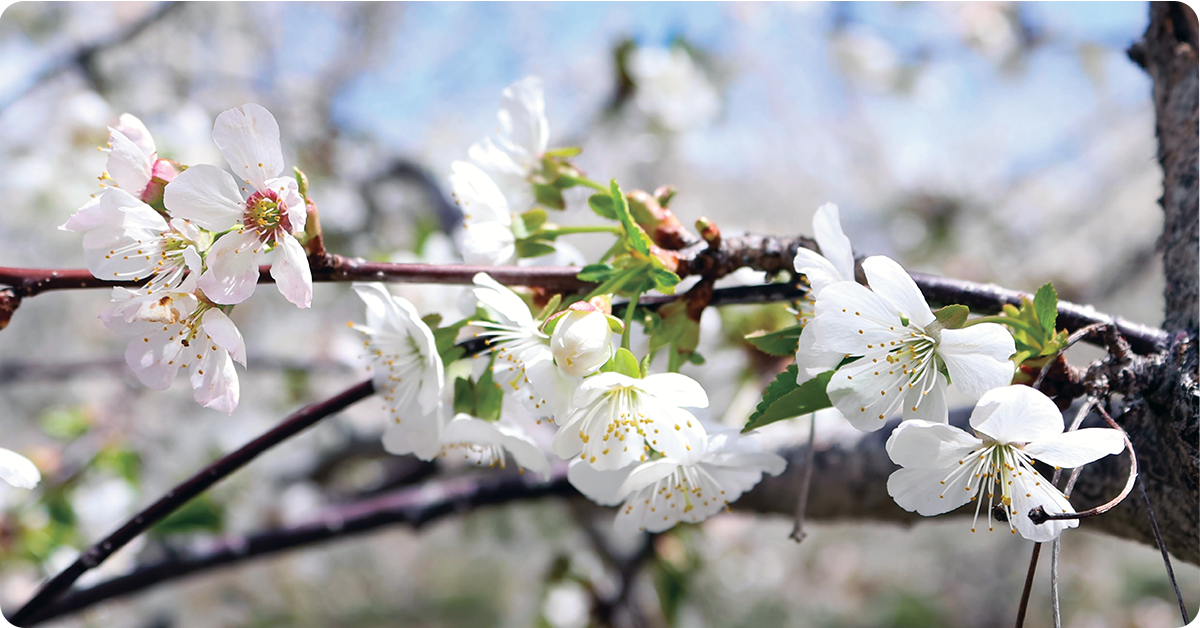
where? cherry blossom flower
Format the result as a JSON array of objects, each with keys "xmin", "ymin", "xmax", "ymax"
[
  {"xmin": 469, "ymin": 273, "xmax": 576, "ymax": 421},
  {"xmin": 812, "ymin": 256, "xmax": 1015, "ymax": 429},
  {"xmin": 886, "ymin": 385, "xmax": 1124, "ymax": 542},
  {"xmin": 350, "ymin": 283, "xmax": 445, "ymax": 461},
  {"xmin": 163, "ymin": 103, "xmax": 311, "ymax": 308},
  {"xmin": 792, "ymin": 203, "xmax": 856, "ymax": 384},
  {"xmin": 450, "ymin": 161, "xmax": 515, "ymax": 266},
  {"xmin": 0, "ymin": 447, "xmax": 40, "ymax": 489},
  {"xmin": 548, "ymin": 302, "xmax": 614, "ymax": 378},
  {"xmin": 436, "ymin": 413, "xmax": 550, "ymax": 479},
  {"xmin": 116, "ymin": 274, "xmax": 247, "ymax": 415},
  {"xmin": 569, "ymin": 429, "xmax": 785, "ymax": 533},
  {"xmin": 628, "ymin": 47, "xmax": 720, "ymax": 132},
  {"xmin": 61, "ymin": 187, "xmax": 207, "ymax": 295},
  {"xmin": 552, "ymin": 372, "xmax": 708, "ymax": 471},
  {"xmin": 467, "ymin": 76, "xmax": 549, "ymax": 212},
  {"xmin": 98, "ymin": 113, "xmax": 179, "ymax": 203}
]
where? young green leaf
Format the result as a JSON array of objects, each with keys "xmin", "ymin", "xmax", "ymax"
[
  {"xmin": 745, "ymin": 325, "xmax": 804, "ymax": 357},
  {"xmin": 534, "ymin": 182, "xmax": 566, "ymax": 209},
  {"xmin": 588, "ymin": 193, "xmax": 617, "ymax": 220},
  {"xmin": 453, "ymin": 377, "xmax": 476, "ymax": 416},
  {"xmin": 743, "ymin": 366, "xmax": 833, "ymax": 432},
  {"xmin": 649, "ymin": 267, "xmax": 681, "ymax": 294},
  {"xmin": 933, "ymin": 304, "xmax": 970, "ymax": 330},
  {"xmin": 1033, "ymin": 283, "xmax": 1059, "ymax": 335},
  {"xmin": 475, "ymin": 365, "xmax": 503, "ymax": 421},
  {"xmin": 577, "ymin": 263, "xmax": 616, "ymax": 283},
  {"xmin": 612, "ymin": 347, "xmax": 642, "ymax": 379},
  {"xmin": 610, "ymin": 180, "xmax": 652, "ymax": 255},
  {"xmin": 515, "ymin": 240, "xmax": 558, "ymax": 259}
]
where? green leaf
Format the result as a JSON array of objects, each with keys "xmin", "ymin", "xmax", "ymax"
[
  {"xmin": 610, "ymin": 180, "xmax": 652, "ymax": 255},
  {"xmin": 94, "ymin": 447, "xmax": 143, "ymax": 485},
  {"xmin": 521, "ymin": 209, "xmax": 548, "ymax": 233},
  {"xmin": 40, "ymin": 406, "xmax": 90, "ymax": 440},
  {"xmin": 151, "ymin": 494, "xmax": 224, "ymax": 537},
  {"xmin": 745, "ymin": 325, "xmax": 804, "ymax": 357},
  {"xmin": 453, "ymin": 377, "xmax": 476, "ymax": 416},
  {"xmin": 1033, "ymin": 283, "xmax": 1058, "ymax": 335},
  {"xmin": 433, "ymin": 319, "xmax": 467, "ymax": 364},
  {"xmin": 588, "ymin": 193, "xmax": 617, "ymax": 220},
  {"xmin": 612, "ymin": 348, "xmax": 641, "ymax": 378},
  {"xmin": 534, "ymin": 183, "xmax": 566, "ymax": 210},
  {"xmin": 577, "ymin": 263, "xmax": 616, "ymax": 283},
  {"xmin": 686, "ymin": 352, "xmax": 705, "ymax": 365},
  {"xmin": 649, "ymin": 267, "xmax": 681, "ymax": 294},
  {"xmin": 515, "ymin": 240, "xmax": 558, "ymax": 259},
  {"xmin": 933, "ymin": 304, "xmax": 970, "ymax": 330},
  {"xmin": 743, "ymin": 366, "xmax": 833, "ymax": 432},
  {"xmin": 475, "ymin": 364, "xmax": 503, "ymax": 422}
]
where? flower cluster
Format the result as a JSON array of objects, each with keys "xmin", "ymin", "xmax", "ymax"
[{"xmin": 64, "ymin": 105, "xmax": 313, "ymax": 414}]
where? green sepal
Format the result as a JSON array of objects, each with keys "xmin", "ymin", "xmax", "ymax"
[
  {"xmin": 606, "ymin": 313, "xmax": 626, "ymax": 334},
  {"xmin": 743, "ymin": 366, "xmax": 833, "ymax": 432},
  {"xmin": 612, "ymin": 348, "xmax": 642, "ymax": 378},
  {"xmin": 516, "ymin": 240, "xmax": 558, "ymax": 259},
  {"xmin": 686, "ymin": 352, "xmax": 705, "ymax": 365},
  {"xmin": 588, "ymin": 193, "xmax": 617, "ymax": 220},
  {"xmin": 640, "ymin": 353, "xmax": 652, "ymax": 378},
  {"xmin": 427, "ymin": 316, "xmax": 467, "ymax": 364},
  {"xmin": 577, "ymin": 263, "xmax": 617, "ymax": 283},
  {"xmin": 453, "ymin": 377, "xmax": 476, "ymax": 416},
  {"xmin": 537, "ymin": 294, "xmax": 563, "ymax": 323},
  {"xmin": 545, "ymin": 146, "xmax": 583, "ymax": 158},
  {"xmin": 511, "ymin": 209, "xmax": 548, "ymax": 239},
  {"xmin": 933, "ymin": 304, "xmax": 970, "ymax": 330},
  {"xmin": 534, "ymin": 182, "xmax": 566, "ymax": 210},
  {"xmin": 745, "ymin": 324, "xmax": 804, "ymax": 357},
  {"xmin": 475, "ymin": 361, "xmax": 503, "ymax": 422}
]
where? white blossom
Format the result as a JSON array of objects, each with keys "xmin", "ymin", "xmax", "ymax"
[
  {"xmin": 468, "ymin": 76, "xmax": 550, "ymax": 212},
  {"xmin": 569, "ymin": 429, "xmax": 785, "ymax": 533},
  {"xmin": 812, "ymin": 256, "xmax": 1015, "ymax": 429},
  {"xmin": 628, "ymin": 47, "xmax": 720, "ymax": 132},
  {"xmin": 437, "ymin": 413, "xmax": 550, "ymax": 479},
  {"xmin": 886, "ymin": 385, "xmax": 1125, "ymax": 542},
  {"xmin": 549, "ymin": 303, "xmax": 614, "ymax": 378},
  {"xmin": 552, "ymin": 372, "xmax": 708, "ymax": 471},
  {"xmin": 792, "ymin": 203, "xmax": 856, "ymax": 384},
  {"xmin": 163, "ymin": 103, "xmax": 311, "ymax": 308},
  {"xmin": 351, "ymin": 283, "xmax": 445, "ymax": 461},
  {"xmin": 451, "ymin": 161, "xmax": 515, "ymax": 266},
  {"xmin": 0, "ymin": 447, "xmax": 40, "ymax": 489}
]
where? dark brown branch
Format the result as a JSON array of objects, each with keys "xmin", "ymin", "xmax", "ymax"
[{"xmin": 9, "ymin": 380, "xmax": 377, "ymax": 626}]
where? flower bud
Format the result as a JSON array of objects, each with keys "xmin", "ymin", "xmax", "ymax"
[{"xmin": 550, "ymin": 304, "xmax": 614, "ymax": 377}]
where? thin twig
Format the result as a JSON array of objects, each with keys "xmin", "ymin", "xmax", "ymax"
[
  {"xmin": 1138, "ymin": 479, "xmax": 1189, "ymax": 624},
  {"xmin": 1048, "ymin": 396, "xmax": 1096, "ymax": 628},
  {"xmin": 1050, "ymin": 537, "xmax": 1062, "ymax": 628},
  {"xmin": 9, "ymin": 380, "xmax": 377, "ymax": 625},
  {"xmin": 1028, "ymin": 405, "xmax": 1138, "ymax": 525},
  {"xmin": 1033, "ymin": 323, "xmax": 1109, "ymax": 390},
  {"xmin": 1015, "ymin": 542, "xmax": 1042, "ymax": 628},
  {"xmin": 788, "ymin": 413, "xmax": 817, "ymax": 543}
]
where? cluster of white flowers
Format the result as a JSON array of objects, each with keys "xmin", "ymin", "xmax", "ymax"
[
  {"xmin": 791, "ymin": 205, "xmax": 1125, "ymax": 541},
  {"xmin": 64, "ymin": 105, "xmax": 313, "ymax": 414}
]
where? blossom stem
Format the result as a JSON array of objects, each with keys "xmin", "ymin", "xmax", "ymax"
[
  {"xmin": 556, "ymin": 174, "xmax": 608, "ymax": 192},
  {"xmin": 621, "ymin": 291, "xmax": 640, "ymax": 350},
  {"xmin": 964, "ymin": 315, "xmax": 1043, "ymax": 338},
  {"xmin": 541, "ymin": 225, "xmax": 623, "ymax": 237},
  {"xmin": 1014, "ymin": 543, "xmax": 1042, "ymax": 628}
]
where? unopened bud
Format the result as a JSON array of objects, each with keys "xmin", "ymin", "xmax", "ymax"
[
  {"xmin": 695, "ymin": 217, "xmax": 720, "ymax": 246},
  {"xmin": 550, "ymin": 304, "xmax": 614, "ymax": 377}
]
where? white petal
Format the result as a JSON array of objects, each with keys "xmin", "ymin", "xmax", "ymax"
[
  {"xmin": 264, "ymin": 176, "xmax": 307, "ymax": 234},
  {"xmin": 970, "ymin": 386, "xmax": 1064, "ymax": 445},
  {"xmin": 269, "ymin": 233, "xmax": 313, "ymax": 308},
  {"xmin": 189, "ymin": 346, "xmax": 239, "ymax": 414},
  {"xmin": 382, "ymin": 403, "xmax": 443, "ymax": 461},
  {"xmin": 461, "ymin": 221, "xmax": 515, "ymax": 266},
  {"xmin": 125, "ymin": 330, "xmax": 184, "ymax": 390},
  {"xmin": 60, "ymin": 196, "xmax": 104, "ymax": 232},
  {"xmin": 811, "ymin": 281, "xmax": 908, "ymax": 354},
  {"xmin": 861, "ymin": 256, "xmax": 935, "ymax": 328},
  {"xmin": 825, "ymin": 349, "xmax": 911, "ymax": 431},
  {"xmin": 638, "ymin": 373, "xmax": 710, "ymax": 409},
  {"xmin": 885, "ymin": 420, "xmax": 981, "ymax": 469},
  {"xmin": 568, "ymin": 460, "xmax": 636, "ymax": 506},
  {"xmin": 1023, "ymin": 428, "xmax": 1125, "ymax": 469},
  {"xmin": 114, "ymin": 113, "xmax": 156, "ymax": 157},
  {"xmin": 213, "ymin": 103, "xmax": 284, "ymax": 190},
  {"xmin": 645, "ymin": 405, "xmax": 707, "ymax": 466},
  {"xmin": 903, "ymin": 372, "xmax": 949, "ymax": 423},
  {"xmin": 469, "ymin": 137, "xmax": 534, "ymax": 212},
  {"xmin": 352, "ymin": 283, "xmax": 394, "ymax": 324},
  {"xmin": 106, "ymin": 128, "xmax": 153, "ymax": 194},
  {"xmin": 794, "ymin": 320, "xmax": 845, "ymax": 384},
  {"xmin": 550, "ymin": 414, "xmax": 585, "ymax": 459},
  {"xmin": 198, "ymin": 230, "xmax": 265, "ymax": 305},
  {"xmin": 451, "ymin": 161, "xmax": 510, "ymax": 226},
  {"xmin": 1010, "ymin": 474, "xmax": 1078, "ymax": 542},
  {"xmin": 811, "ymin": 203, "xmax": 855, "ymax": 282},
  {"xmin": 938, "ymin": 325, "xmax": 1016, "ymax": 398},
  {"xmin": 887, "ymin": 466, "xmax": 973, "ymax": 516},
  {"xmin": 618, "ymin": 459, "xmax": 681, "ymax": 495},
  {"xmin": 472, "ymin": 272, "xmax": 535, "ymax": 328},
  {"xmin": 201, "ymin": 309, "xmax": 246, "ymax": 366},
  {"xmin": 498, "ymin": 76, "xmax": 549, "ymax": 162},
  {"xmin": 0, "ymin": 448, "xmax": 40, "ymax": 489},
  {"xmin": 163, "ymin": 164, "xmax": 245, "ymax": 232},
  {"xmin": 792, "ymin": 248, "xmax": 845, "ymax": 296},
  {"xmin": 495, "ymin": 422, "xmax": 551, "ymax": 479}
]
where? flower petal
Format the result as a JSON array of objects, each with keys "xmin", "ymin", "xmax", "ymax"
[
  {"xmin": 498, "ymin": 76, "xmax": 549, "ymax": 163},
  {"xmin": 812, "ymin": 203, "xmax": 855, "ymax": 282},
  {"xmin": 451, "ymin": 161, "xmax": 510, "ymax": 226},
  {"xmin": 114, "ymin": 113, "xmax": 156, "ymax": 157},
  {"xmin": 886, "ymin": 420, "xmax": 981, "ymax": 469},
  {"xmin": 903, "ymin": 371, "xmax": 949, "ymax": 423},
  {"xmin": 201, "ymin": 309, "xmax": 246, "ymax": 367},
  {"xmin": 494, "ymin": 421, "xmax": 551, "ymax": 479},
  {"xmin": 269, "ymin": 233, "xmax": 313, "ymax": 308},
  {"xmin": 1023, "ymin": 428, "xmax": 1125, "ymax": 469},
  {"xmin": 163, "ymin": 164, "xmax": 245, "ymax": 232},
  {"xmin": 792, "ymin": 248, "xmax": 844, "ymax": 295},
  {"xmin": 938, "ymin": 325, "xmax": 1016, "ymax": 398},
  {"xmin": 125, "ymin": 330, "xmax": 184, "ymax": 390},
  {"xmin": 887, "ymin": 466, "xmax": 973, "ymax": 516},
  {"xmin": 0, "ymin": 448, "xmax": 40, "ymax": 489},
  {"xmin": 461, "ymin": 220, "xmax": 515, "ymax": 266},
  {"xmin": 970, "ymin": 386, "xmax": 1064, "ymax": 445},
  {"xmin": 382, "ymin": 403, "xmax": 443, "ymax": 461},
  {"xmin": 568, "ymin": 460, "xmax": 635, "ymax": 506},
  {"xmin": 189, "ymin": 346, "xmax": 239, "ymax": 414},
  {"xmin": 618, "ymin": 458, "xmax": 681, "ymax": 495},
  {"xmin": 213, "ymin": 103, "xmax": 284, "ymax": 190},
  {"xmin": 198, "ymin": 229, "xmax": 265, "ymax": 305},
  {"xmin": 825, "ymin": 349, "xmax": 910, "ymax": 431},
  {"xmin": 794, "ymin": 320, "xmax": 845, "ymax": 384},
  {"xmin": 1009, "ymin": 474, "xmax": 1078, "ymax": 542},
  {"xmin": 106, "ymin": 127, "xmax": 153, "ymax": 194},
  {"xmin": 811, "ymin": 281, "xmax": 907, "ymax": 354},
  {"xmin": 472, "ymin": 272, "xmax": 534, "ymax": 328},
  {"xmin": 638, "ymin": 373, "xmax": 710, "ymax": 409},
  {"xmin": 861, "ymin": 256, "xmax": 935, "ymax": 328}
]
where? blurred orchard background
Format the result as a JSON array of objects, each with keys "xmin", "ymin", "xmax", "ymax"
[{"xmin": 0, "ymin": 2, "xmax": 1195, "ymax": 627}]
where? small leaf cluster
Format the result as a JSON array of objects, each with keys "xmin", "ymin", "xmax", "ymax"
[
  {"xmin": 1004, "ymin": 283, "xmax": 1068, "ymax": 370},
  {"xmin": 578, "ymin": 181, "xmax": 681, "ymax": 297}
]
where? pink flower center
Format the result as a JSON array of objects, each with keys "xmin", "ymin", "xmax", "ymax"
[{"xmin": 243, "ymin": 189, "xmax": 292, "ymax": 239}]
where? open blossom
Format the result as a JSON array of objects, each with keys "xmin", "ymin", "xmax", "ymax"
[
  {"xmin": 98, "ymin": 113, "xmax": 179, "ymax": 204},
  {"xmin": 163, "ymin": 103, "xmax": 312, "ymax": 308},
  {"xmin": 468, "ymin": 76, "xmax": 549, "ymax": 213},
  {"xmin": 548, "ymin": 302, "xmax": 614, "ymax": 378},
  {"xmin": 569, "ymin": 429, "xmax": 785, "ymax": 533},
  {"xmin": 470, "ymin": 273, "xmax": 576, "ymax": 421},
  {"xmin": 451, "ymin": 161, "xmax": 515, "ymax": 266},
  {"xmin": 886, "ymin": 385, "xmax": 1125, "ymax": 542},
  {"xmin": 792, "ymin": 203, "xmax": 856, "ymax": 384},
  {"xmin": 351, "ymin": 283, "xmax": 445, "ymax": 461},
  {"xmin": 437, "ymin": 413, "xmax": 550, "ymax": 479},
  {"xmin": 812, "ymin": 256, "xmax": 1015, "ymax": 430},
  {"xmin": 61, "ymin": 187, "xmax": 206, "ymax": 294},
  {"xmin": 115, "ymin": 274, "xmax": 247, "ymax": 414},
  {"xmin": 552, "ymin": 372, "xmax": 708, "ymax": 471}
]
